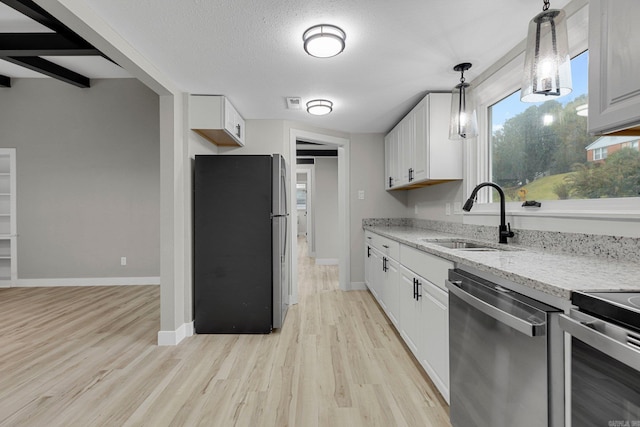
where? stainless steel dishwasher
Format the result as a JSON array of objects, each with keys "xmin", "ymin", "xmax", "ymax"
[{"xmin": 446, "ymin": 268, "xmax": 564, "ymax": 427}]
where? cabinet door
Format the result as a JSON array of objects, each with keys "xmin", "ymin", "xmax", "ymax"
[
  {"xmin": 412, "ymin": 98, "xmax": 429, "ymax": 182},
  {"xmin": 223, "ymin": 99, "xmax": 245, "ymax": 145},
  {"xmin": 383, "ymin": 258, "xmax": 400, "ymax": 328},
  {"xmin": 369, "ymin": 248, "xmax": 383, "ymax": 303},
  {"xmin": 588, "ymin": 0, "xmax": 640, "ymax": 134},
  {"xmin": 384, "ymin": 133, "xmax": 396, "ymax": 189},
  {"xmin": 399, "ymin": 265, "xmax": 421, "ymax": 357},
  {"xmin": 427, "ymin": 93, "xmax": 462, "ymax": 180},
  {"xmin": 419, "ymin": 278, "xmax": 449, "ymax": 403},
  {"xmin": 399, "ymin": 115, "xmax": 413, "ymax": 185},
  {"xmin": 364, "ymin": 243, "xmax": 372, "ymax": 288}
]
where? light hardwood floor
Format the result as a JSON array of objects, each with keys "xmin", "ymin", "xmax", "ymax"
[{"xmin": 0, "ymin": 239, "xmax": 450, "ymax": 426}]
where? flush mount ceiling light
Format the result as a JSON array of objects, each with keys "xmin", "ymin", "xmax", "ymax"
[
  {"xmin": 521, "ymin": 0, "xmax": 572, "ymax": 102},
  {"xmin": 302, "ymin": 24, "xmax": 346, "ymax": 58},
  {"xmin": 306, "ymin": 99, "xmax": 333, "ymax": 116},
  {"xmin": 449, "ymin": 62, "xmax": 478, "ymax": 140}
]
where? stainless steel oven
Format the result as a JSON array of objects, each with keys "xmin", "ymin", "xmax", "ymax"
[{"xmin": 560, "ymin": 292, "xmax": 640, "ymax": 427}]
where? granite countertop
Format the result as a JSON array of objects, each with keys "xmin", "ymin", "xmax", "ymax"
[{"xmin": 364, "ymin": 224, "xmax": 640, "ymax": 301}]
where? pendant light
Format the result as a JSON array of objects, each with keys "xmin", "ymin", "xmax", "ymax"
[
  {"xmin": 303, "ymin": 24, "xmax": 346, "ymax": 58},
  {"xmin": 521, "ymin": 0, "xmax": 572, "ymax": 102},
  {"xmin": 449, "ymin": 63, "xmax": 478, "ymax": 140}
]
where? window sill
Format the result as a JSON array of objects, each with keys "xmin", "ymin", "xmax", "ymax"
[{"xmin": 465, "ymin": 198, "xmax": 640, "ymax": 222}]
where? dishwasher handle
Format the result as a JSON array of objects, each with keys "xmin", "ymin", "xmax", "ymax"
[{"xmin": 446, "ymin": 279, "xmax": 546, "ymax": 337}]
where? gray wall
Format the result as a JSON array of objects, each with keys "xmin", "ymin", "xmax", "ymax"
[
  {"xmin": 349, "ymin": 133, "xmax": 407, "ymax": 283},
  {"xmin": 314, "ymin": 157, "xmax": 339, "ymax": 261},
  {"xmin": 0, "ymin": 78, "xmax": 160, "ymax": 279}
]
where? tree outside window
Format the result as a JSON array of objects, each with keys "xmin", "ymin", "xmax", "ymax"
[{"xmin": 490, "ymin": 51, "xmax": 640, "ymax": 201}]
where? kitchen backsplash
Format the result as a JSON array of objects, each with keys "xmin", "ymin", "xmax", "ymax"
[{"xmin": 362, "ymin": 218, "xmax": 640, "ymax": 263}]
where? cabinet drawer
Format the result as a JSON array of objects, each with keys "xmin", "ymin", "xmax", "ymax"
[
  {"xmin": 400, "ymin": 244, "xmax": 453, "ymax": 291},
  {"xmin": 365, "ymin": 231, "xmax": 399, "ymax": 260}
]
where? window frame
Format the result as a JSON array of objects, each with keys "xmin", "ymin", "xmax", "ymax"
[{"xmin": 465, "ymin": 2, "xmax": 640, "ymax": 222}]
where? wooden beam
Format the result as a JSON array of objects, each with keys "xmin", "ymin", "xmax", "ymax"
[
  {"xmin": 0, "ymin": 33, "xmax": 99, "ymax": 56},
  {"xmin": 0, "ymin": 74, "xmax": 10, "ymax": 87},
  {"xmin": 1, "ymin": 56, "xmax": 90, "ymax": 87}
]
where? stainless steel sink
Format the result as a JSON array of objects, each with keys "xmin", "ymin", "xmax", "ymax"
[
  {"xmin": 422, "ymin": 238, "xmax": 520, "ymax": 251},
  {"xmin": 433, "ymin": 240, "xmax": 496, "ymax": 250}
]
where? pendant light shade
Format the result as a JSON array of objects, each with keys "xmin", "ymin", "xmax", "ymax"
[
  {"xmin": 520, "ymin": 2, "xmax": 572, "ymax": 102},
  {"xmin": 303, "ymin": 24, "xmax": 346, "ymax": 58},
  {"xmin": 449, "ymin": 63, "xmax": 478, "ymax": 140},
  {"xmin": 306, "ymin": 99, "xmax": 333, "ymax": 116}
]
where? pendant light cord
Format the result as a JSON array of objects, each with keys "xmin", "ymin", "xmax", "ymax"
[{"xmin": 543, "ymin": 0, "xmax": 550, "ymax": 11}]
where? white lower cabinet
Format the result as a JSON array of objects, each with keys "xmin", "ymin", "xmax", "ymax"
[
  {"xmin": 364, "ymin": 232, "xmax": 452, "ymax": 403},
  {"xmin": 399, "ymin": 265, "xmax": 422, "ymax": 356},
  {"xmin": 418, "ymin": 278, "xmax": 449, "ymax": 403},
  {"xmin": 383, "ymin": 257, "xmax": 400, "ymax": 328},
  {"xmin": 364, "ymin": 241, "xmax": 400, "ymax": 328}
]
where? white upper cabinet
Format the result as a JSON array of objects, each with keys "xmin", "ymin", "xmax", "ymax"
[
  {"xmin": 588, "ymin": 0, "xmax": 640, "ymax": 135},
  {"xmin": 190, "ymin": 95, "xmax": 246, "ymax": 146},
  {"xmin": 385, "ymin": 93, "xmax": 463, "ymax": 190},
  {"xmin": 384, "ymin": 131, "xmax": 401, "ymax": 190}
]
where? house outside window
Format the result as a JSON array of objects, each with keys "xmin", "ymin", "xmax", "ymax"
[{"xmin": 592, "ymin": 147, "xmax": 607, "ymax": 161}]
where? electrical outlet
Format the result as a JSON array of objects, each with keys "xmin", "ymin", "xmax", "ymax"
[
  {"xmin": 120, "ymin": 257, "xmax": 127, "ymax": 266},
  {"xmin": 414, "ymin": 205, "xmax": 419, "ymax": 215},
  {"xmin": 445, "ymin": 203, "xmax": 451, "ymax": 216},
  {"xmin": 453, "ymin": 201, "xmax": 462, "ymax": 214},
  {"xmin": 358, "ymin": 190, "xmax": 365, "ymax": 200}
]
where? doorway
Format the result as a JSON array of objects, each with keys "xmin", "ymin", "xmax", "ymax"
[
  {"xmin": 296, "ymin": 174, "xmax": 309, "ymax": 238},
  {"xmin": 288, "ymin": 129, "xmax": 350, "ymax": 306}
]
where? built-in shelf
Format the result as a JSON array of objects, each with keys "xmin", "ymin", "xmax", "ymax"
[{"xmin": 0, "ymin": 149, "xmax": 16, "ymax": 283}]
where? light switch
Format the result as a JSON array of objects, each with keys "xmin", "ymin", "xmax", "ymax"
[
  {"xmin": 358, "ymin": 190, "xmax": 365, "ymax": 200},
  {"xmin": 445, "ymin": 203, "xmax": 451, "ymax": 216}
]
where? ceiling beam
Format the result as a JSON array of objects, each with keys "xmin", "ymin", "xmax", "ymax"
[
  {"xmin": 1, "ymin": 56, "xmax": 90, "ymax": 87},
  {"xmin": 0, "ymin": 0, "xmax": 76, "ymax": 36},
  {"xmin": 0, "ymin": 74, "xmax": 10, "ymax": 87},
  {"xmin": 0, "ymin": 33, "xmax": 99, "ymax": 56},
  {"xmin": 296, "ymin": 149, "xmax": 338, "ymax": 157}
]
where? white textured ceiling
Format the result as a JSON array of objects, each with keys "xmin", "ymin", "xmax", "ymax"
[{"xmin": 4, "ymin": 0, "xmax": 572, "ymax": 134}]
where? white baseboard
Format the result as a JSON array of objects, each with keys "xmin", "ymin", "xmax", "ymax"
[
  {"xmin": 13, "ymin": 276, "xmax": 160, "ymax": 287},
  {"xmin": 315, "ymin": 258, "xmax": 339, "ymax": 265},
  {"xmin": 349, "ymin": 281, "xmax": 367, "ymax": 291},
  {"xmin": 158, "ymin": 321, "xmax": 194, "ymax": 346}
]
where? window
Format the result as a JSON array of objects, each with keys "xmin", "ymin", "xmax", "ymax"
[
  {"xmin": 592, "ymin": 147, "xmax": 607, "ymax": 161},
  {"xmin": 489, "ymin": 51, "xmax": 640, "ymax": 202},
  {"xmin": 296, "ymin": 183, "xmax": 307, "ymax": 209}
]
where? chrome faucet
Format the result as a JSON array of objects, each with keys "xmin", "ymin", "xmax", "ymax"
[{"xmin": 463, "ymin": 182, "xmax": 514, "ymax": 244}]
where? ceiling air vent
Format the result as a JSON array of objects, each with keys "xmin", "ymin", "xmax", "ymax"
[{"xmin": 286, "ymin": 97, "xmax": 302, "ymax": 110}]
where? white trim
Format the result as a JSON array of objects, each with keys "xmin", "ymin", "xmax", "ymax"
[
  {"xmin": 289, "ymin": 129, "xmax": 351, "ymax": 305},
  {"xmin": 349, "ymin": 281, "xmax": 367, "ymax": 291},
  {"xmin": 315, "ymin": 258, "xmax": 339, "ymax": 265},
  {"xmin": 13, "ymin": 276, "xmax": 160, "ymax": 287},
  {"xmin": 157, "ymin": 321, "xmax": 193, "ymax": 346}
]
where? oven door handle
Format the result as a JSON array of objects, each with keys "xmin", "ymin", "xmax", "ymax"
[
  {"xmin": 446, "ymin": 279, "xmax": 545, "ymax": 337},
  {"xmin": 559, "ymin": 314, "xmax": 640, "ymax": 372}
]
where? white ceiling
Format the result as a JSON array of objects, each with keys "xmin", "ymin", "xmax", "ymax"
[{"xmin": 2, "ymin": 0, "xmax": 571, "ymax": 134}]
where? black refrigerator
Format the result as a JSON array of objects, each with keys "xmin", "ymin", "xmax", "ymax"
[{"xmin": 194, "ymin": 154, "xmax": 289, "ymax": 333}]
